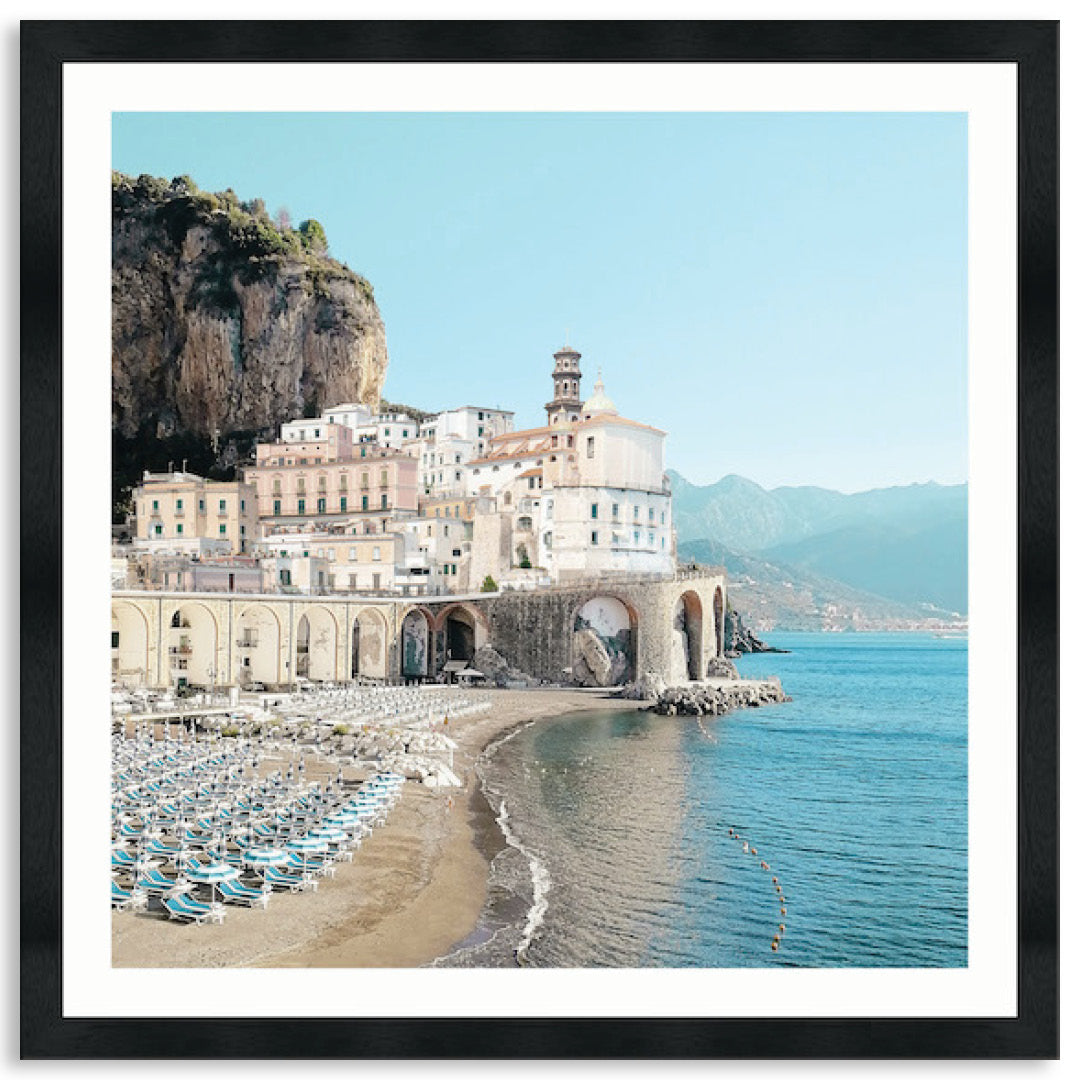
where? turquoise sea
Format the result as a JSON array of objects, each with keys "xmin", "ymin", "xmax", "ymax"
[{"xmin": 444, "ymin": 632, "xmax": 968, "ymax": 968}]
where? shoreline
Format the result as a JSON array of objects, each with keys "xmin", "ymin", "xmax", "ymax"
[{"xmin": 112, "ymin": 687, "xmax": 639, "ymax": 969}]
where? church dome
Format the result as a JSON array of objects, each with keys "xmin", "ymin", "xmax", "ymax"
[{"xmin": 582, "ymin": 371, "xmax": 617, "ymax": 417}]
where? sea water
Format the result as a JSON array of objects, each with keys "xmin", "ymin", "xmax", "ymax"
[{"xmin": 442, "ymin": 632, "xmax": 967, "ymax": 968}]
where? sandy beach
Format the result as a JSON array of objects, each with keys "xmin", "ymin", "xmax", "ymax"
[{"xmin": 112, "ymin": 686, "xmax": 640, "ymax": 968}]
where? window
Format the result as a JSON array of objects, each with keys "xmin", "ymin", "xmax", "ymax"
[
  {"xmin": 451, "ymin": 564, "xmax": 457, "ymax": 575},
  {"xmin": 175, "ymin": 498, "xmax": 183, "ymax": 512},
  {"xmin": 152, "ymin": 499, "xmax": 159, "ymax": 512},
  {"xmin": 314, "ymin": 429, "xmax": 320, "ymax": 438},
  {"xmin": 111, "ymin": 630, "xmax": 120, "ymax": 648},
  {"xmin": 504, "ymin": 492, "xmax": 512, "ymax": 505},
  {"xmin": 240, "ymin": 526, "xmax": 246, "ymax": 537},
  {"xmin": 380, "ymin": 493, "xmax": 388, "ymax": 509},
  {"xmin": 349, "ymin": 574, "xmax": 357, "ymax": 588},
  {"xmin": 297, "ymin": 477, "xmax": 306, "ymax": 493},
  {"xmin": 591, "ymin": 503, "xmax": 598, "ymax": 519},
  {"xmin": 240, "ymin": 499, "xmax": 246, "ymax": 512},
  {"xmin": 372, "ymin": 546, "xmax": 381, "ymax": 561},
  {"xmin": 154, "ymin": 524, "xmax": 163, "ymax": 536},
  {"xmin": 649, "ymin": 508, "xmax": 655, "ymax": 522},
  {"xmin": 661, "ymin": 512, "xmax": 666, "ymax": 524},
  {"xmin": 586, "ymin": 437, "xmax": 595, "ymax": 459},
  {"xmin": 361, "ymin": 472, "xmax": 369, "ymax": 489},
  {"xmin": 662, "ymin": 537, "xmax": 666, "ymax": 548},
  {"xmin": 372, "ymin": 573, "xmax": 381, "ymax": 590},
  {"xmin": 362, "ymin": 495, "xmax": 368, "ymax": 511},
  {"xmin": 452, "ymin": 548, "xmax": 462, "ymax": 557},
  {"xmin": 612, "ymin": 503, "xmax": 619, "ymax": 519},
  {"xmin": 567, "ymin": 435, "xmax": 574, "ymax": 448},
  {"xmin": 444, "ymin": 565, "xmax": 450, "ymax": 576},
  {"xmin": 318, "ymin": 476, "xmax": 327, "ymax": 491},
  {"xmin": 272, "ymin": 478, "xmax": 281, "ymax": 494},
  {"xmin": 273, "ymin": 499, "xmax": 281, "ymax": 516},
  {"xmin": 339, "ymin": 473, "xmax": 348, "ymax": 489},
  {"xmin": 340, "ymin": 496, "xmax": 348, "ymax": 512},
  {"xmin": 648, "ymin": 532, "xmax": 655, "ymax": 546},
  {"xmin": 634, "ymin": 505, "xmax": 640, "ymax": 519},
  {"xmin": 298, "ymin": 498, "xmax": 306, "ymax": 515},
  {"xmin": 327, "ymin": 574, "xmax": 335, "ymax": 589},
  {"xmin": 478, "ymin": 426, "xmax": 484, "ymax": 436},
  {"xmin": 219, "ymin": 524, "xmax": 227, "ymax": 535},
  {"xmin": 279, "ymin": 569, "xmax": 291, "ymax": 586},
  {"xmin": 176, "ymin": 524, "xmax": 183, "ymax": 535},
  {"xmin": 317, "ymin": 497, "xmax": 327, "ymax": 514},
  {"xmin": 591, "ymin": 531, "xmax": 598, "ymax": 545},
  {"xmin": 634, "ymin": 531, "xmax": 640, "ymax": 544},
  {"xmin": 454, "ymin": 506, "xmax": 460, "ymax": 517},
  {"xmin": 443, "ymin": 525, "xmax": 449, "ymax": 537},
  {"xmin": 198, "ymin": 499, "xmax": 205, "ymax": 512},
  {"xmin": 349, "ymin": 547, "xmax": 357, "ymax": 561}
]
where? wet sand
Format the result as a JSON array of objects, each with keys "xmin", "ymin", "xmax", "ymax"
[{"xmin": 112, "ymin": 687, "xmax": 639, "ymax": 969}]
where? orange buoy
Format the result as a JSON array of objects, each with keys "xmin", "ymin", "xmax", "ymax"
[
  {"xmin": 751, "ymin": 848, "xmax": 757, "ymax": 855},
  {"xmin": 779, "ymin": 924, "xmax": 786, "ymax": 933},
  {"xmin": 780, "ymin": 906, "xmax": 787, "ymax": 916},
  {"xmin": 771, "ymin": 940, "xmax": 779, "ymax": 951}
]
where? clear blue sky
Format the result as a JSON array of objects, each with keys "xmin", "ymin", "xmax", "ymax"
[{"xmin": 113, "ymin": 111, "xmax": 967, "ymax": 493}]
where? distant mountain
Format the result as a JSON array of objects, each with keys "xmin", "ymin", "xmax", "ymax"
[
  {"xmin": 671, "ymin": 472, "xmax": 967, "ymax": 619},
  {"xmin": 678, "ymin": 537, "xmax": 965, "ymax": 633}
]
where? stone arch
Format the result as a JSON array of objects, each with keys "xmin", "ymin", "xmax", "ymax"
[
  {"xmin": 672, "ymin": 590, "xmax": 705, "ymax": 682},
  {"xmin": 296, "ymin": 605, "xmax": 338, "ymax": 682},
  {"xmin": 713, "ymin": 584, "xmax": 727, "ymax": 659},
  {"xmin": 236, "ymin": 605, "xmax": 282, "ymax": 688},
  {"xmin": 435, "ymin": 602, "xmax": 490, "ymax": 663},
  {"xmin": 352, "ymin": 608, "xmax": 387, "ymax": 680},
  {"xmin": 166, "ymin": 601, "xmax": 219, "ymax": 690},
  {"xmin": 572, "ymin": 595, "xmax": 638, "ymax": 687},
  {"xmin": 400, "ymin": 607, "xmax": 435, "ymax": 681},
  {"xmin": 111, "ymin": 601, "xmax": 149, "ymax": 687}
]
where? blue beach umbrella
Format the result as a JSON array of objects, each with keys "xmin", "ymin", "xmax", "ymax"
[
  {"xmin": 185, "ymin": 861, "xmax": 240, "ymax": 904},
  {"xmin": 285, "ymin": 836, "xmax": 328, "ymax": 873}
]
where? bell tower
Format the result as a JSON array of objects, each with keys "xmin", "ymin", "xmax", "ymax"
[{"xmin": 546, "ymin": 345, "xmax": 583, "ymax": 425}]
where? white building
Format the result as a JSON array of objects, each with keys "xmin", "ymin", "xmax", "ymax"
[
  {"xmin": 466, "ymin": 347, "xmax": 674, "ymax": 586},
  {"xmin": 411, "ymin": 406, "xmax": 515, "ymax": 496}
]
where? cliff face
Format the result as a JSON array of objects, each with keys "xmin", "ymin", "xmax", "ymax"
[{"xmin": 112, "ymin": 173, "xmax": 388, "ymax": 443}]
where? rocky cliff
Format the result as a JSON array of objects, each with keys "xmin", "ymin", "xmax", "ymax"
[{"xmin": 112, "ymin": 173, "xmax": 388, "ymax": 503}]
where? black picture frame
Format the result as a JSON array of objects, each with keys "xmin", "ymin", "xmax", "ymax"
[{"xmin": 20, "ymin": 19, "xmax": 1059, "ymax": 1059}]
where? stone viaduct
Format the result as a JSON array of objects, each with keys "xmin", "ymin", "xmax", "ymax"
[{"xmin": 111, "ymin": 568, "xmax": 726, "ymax": 691}]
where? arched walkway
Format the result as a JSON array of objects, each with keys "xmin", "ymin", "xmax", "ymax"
[
  {"xmin": 400, "ymin": 608, "xmax": 435, "ymax": 681},
  {"xmin": 112, "ymin": 602, "xmax": 149, "ymax": 687},
  {"xmin": 571, "ymin": 595, "xmax": 637, "ymax": 687},
  {"xmin": 352, "ymin": 610, "xmax": 387, "ymax": 680},
  {"xmin": 166, "ymin": 602, "xmax": 219, "ymax": 690},
  {"xmin": 296, "ymin": 606, "xmax": 338, "ymax": 682},
  {"xmin": 236, "ymin": 606, "xmax": 282, "ymax": 688},
  {"xmin": 672, "ymin": 590, "xmax": 704, "ymax": 682},
  {"xmin": 436, "ymin": 603, "xmax": 490, "ymax": 662}
]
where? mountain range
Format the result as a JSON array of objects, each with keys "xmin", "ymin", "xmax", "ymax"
[{"xmin": 671, "ymin": 472, "xmax": 967, "ymax": 626}]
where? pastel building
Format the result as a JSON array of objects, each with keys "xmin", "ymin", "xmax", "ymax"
[
  {"xmin": 244, "ymin": 425, "xmax": 419, "ymax": 531},
  {"xmin": 133, "ymin": 471, "xmax": 259, "ymax": 554}
]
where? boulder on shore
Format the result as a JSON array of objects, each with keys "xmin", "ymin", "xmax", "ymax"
[{"xmin": 654, "ymin": 679, "xmax": 790, "ymax": 717}]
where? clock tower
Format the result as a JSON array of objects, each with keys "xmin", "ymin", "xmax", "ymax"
[{"xmin": 546, "ymin": 345, "xmax": 583, "ymax": 425}]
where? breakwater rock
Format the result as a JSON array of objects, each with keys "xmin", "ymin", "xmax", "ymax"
[{"xmin": 653, "ymin": 679, "xmax": 790, "ymax": 717}]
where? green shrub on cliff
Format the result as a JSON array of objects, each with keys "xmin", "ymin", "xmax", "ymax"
[{"xmin": 481, "ymin": 575, "xmax": 498, "ymax": 593}]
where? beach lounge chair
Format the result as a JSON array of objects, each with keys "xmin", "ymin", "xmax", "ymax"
[
  {"xmin": 163, "ymin": 895, "xmax": 214, "ymax": 925},
  {"xmin": 136, "ymin": 869, "xmax": 186, "ymax": 894},
  {"xmin": 284, "ymin": 853, "xmax": 336, "ymax": 878},
  {"xmin": 262, "ymin": 866, "xmax": 317, "ymax": 893},
  {"xmin": 111, "ymin": 880, "xmax": 147, "ymax": 911},
  {"xmin": 218, "ymin": 880, "xmax": 270, "ymax": 909}
]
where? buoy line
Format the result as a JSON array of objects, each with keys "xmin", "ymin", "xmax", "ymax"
[{"xmin": 728, "ymin": 825, "xmax": 788, "ymax": 953}]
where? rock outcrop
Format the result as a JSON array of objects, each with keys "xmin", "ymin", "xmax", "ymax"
[
  {"xmin": 707, "ymin": 654, "xmax": 740, "ymax": 679},
  {"xmin": 654, "ymin": 678, "xmax": 790, "ymax": 717},
  {"xmin": 112, "ymin": 173, "xmax": 388, "ymax": 495},
  {"xmin": 469, "ymin": 645, "xmax": 536, "ymax": 689},
  {"xmin": 725, "ymin": 608, "xmax": 786, "ymax": 656},
  {"xmin": 618, "ymin": 671, "xmax": 667, "ymax": 702}
]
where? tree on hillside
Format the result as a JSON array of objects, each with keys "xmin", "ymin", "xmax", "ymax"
[{"xmin": 299, "ymin": 218, "xmax": 328, "ymax": 254}]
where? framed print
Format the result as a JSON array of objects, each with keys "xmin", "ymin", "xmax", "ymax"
[{"xmin": 21, "ymin": 19, "xmax": 1058, "ymax": 1058}]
